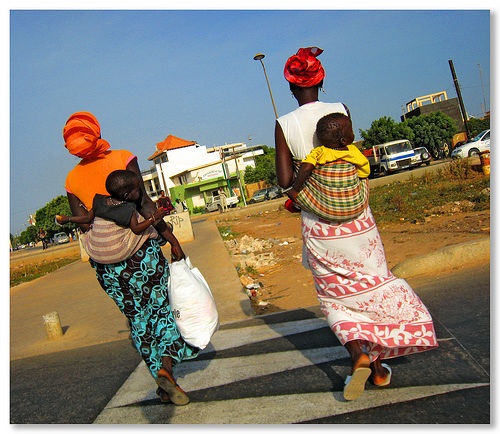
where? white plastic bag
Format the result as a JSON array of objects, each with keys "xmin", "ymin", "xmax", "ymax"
[{"xmin": 168, "ymin": 257, "xmax": 219, "ymax": 350}]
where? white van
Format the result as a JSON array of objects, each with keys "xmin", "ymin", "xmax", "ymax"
[{"xmin": 371, "ymin": 140, "xmax": 418, "ymax": 175}]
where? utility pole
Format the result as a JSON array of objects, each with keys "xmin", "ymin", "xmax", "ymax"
[
  {"xmin": 448, "ymin": 59, "xmax": 470, "ymax": 138},
  {"xmin": 232, "ymin": 148, "xmax": 247, "ymax": 207}
]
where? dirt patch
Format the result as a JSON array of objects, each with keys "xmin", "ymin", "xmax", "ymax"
[
  {"xmin": 214, "ymin": 202, "xmax": 490, "ymax": 315},
  {"xmin": 10, "ymin": 242, "xmax": 81, "ymax": 268},
  {"xmin": 12, "ymin": 200, "xmax": 489, "ymax": 316}
]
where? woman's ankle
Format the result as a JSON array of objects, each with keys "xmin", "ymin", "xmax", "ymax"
[{"xmin": 345, "ymin": 340, "xmax": 370, "ymax": 372}]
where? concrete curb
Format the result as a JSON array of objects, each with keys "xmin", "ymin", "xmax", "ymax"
[{"xmin": 391, "ymin": 237, "xmax": 490, "ymax": 279}]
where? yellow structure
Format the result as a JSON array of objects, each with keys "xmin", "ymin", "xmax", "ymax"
[{"xmin": 405, "ymin": 91, "xmax": 448, "ymax": 113}]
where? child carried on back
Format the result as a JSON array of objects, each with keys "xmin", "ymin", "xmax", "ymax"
[
  {"xmin": 56, "ymin": 170, "xmax": 170, "ymax": 263},
  {"xmin": 285, "ymin": 112, "xmax": 370, "ymax": 222}
]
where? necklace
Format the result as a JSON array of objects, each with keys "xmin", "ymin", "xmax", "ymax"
[{"xmin": 108, "ymin": 197, "xmax": 125, "ymax": 206}]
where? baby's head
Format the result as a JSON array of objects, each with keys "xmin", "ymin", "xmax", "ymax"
[
  {"xmin": 316, "ymin": 112, "xmax": 354, "ymax": 149},
  {"xmin": 106, "ymin": 170, "xmax": 142, "ymax": 202}
]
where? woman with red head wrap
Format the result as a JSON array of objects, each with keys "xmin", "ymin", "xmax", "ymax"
[
  {"xmin": 275, "ymin": 48, "xmax": 438, "ymax": 401},
  {"xmin": 283, "ymin": 46, "xmax": 325, "ymax": 88},
  {"xmin": 63, "ymin": 111, "xmax": 197, "ymax": 405}
]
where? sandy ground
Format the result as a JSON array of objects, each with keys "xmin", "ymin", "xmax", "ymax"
[
  {"xmin": 11, "ymin": 199, "xmax": 489, "ymax": 316},
  {"xmin": 213, "ymin": 202, "xmax": 490, "ymax": 315}
]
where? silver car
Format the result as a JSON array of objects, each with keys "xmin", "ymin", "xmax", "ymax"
[
  {"xmin": 53, "ymin": 232, "xmax": 70, "ymax": 244},
  {"xmin": 265, "ymin": 186, "xmax": 283, "ymax": 200},
  {"xmin": 248, "ymin": 188, "xmax": 268, "ymax": 204}
]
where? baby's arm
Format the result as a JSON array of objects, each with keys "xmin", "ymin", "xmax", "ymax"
[
  {"xmin": 157, "ymin": 226, "xmax": 186, "ymax": 261},
  {"xmin": 286, "ymin": 162, "xmax": 315, "ymax": 201},
  {"xmin": 56, "ymin": 210, "xmax": 95, "ymax": 225},
  {"xmin": 128, "ymin": 207, "xmax": 167, "ymax": 235},
  {"xmin": 359, "ymin": 157, "xmax": 371, "ymax": 178}
]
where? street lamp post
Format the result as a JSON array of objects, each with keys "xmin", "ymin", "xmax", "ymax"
[{"xmin": 253, "ymin": 53, "xmax": 279, "ymax": 119}]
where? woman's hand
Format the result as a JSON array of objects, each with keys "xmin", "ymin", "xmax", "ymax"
[
  {"xmin": 170, "ymin": 243, "xmax": 186, "ymax": 262},
  {"xmin": 286, "ymin": 188, "xmax": 298, "ymax": 202}
]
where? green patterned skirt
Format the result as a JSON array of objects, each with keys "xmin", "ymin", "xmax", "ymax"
[{"xmin": 90, "ymin": 239, "xmax": 198, "ymax": 379}]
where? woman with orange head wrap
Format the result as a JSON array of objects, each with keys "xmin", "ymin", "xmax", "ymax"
[
  {"xmin": 63, "ymin": 111, "xmax": 197, "ymax": 405},
  {"xmin": 275, "ymin": 48, "xmax": 438, "ymax": 401}
]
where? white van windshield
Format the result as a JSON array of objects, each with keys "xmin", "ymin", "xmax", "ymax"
[{"xmin": 385, "ymin": 142, "xmax": 412, "ymax": 155}]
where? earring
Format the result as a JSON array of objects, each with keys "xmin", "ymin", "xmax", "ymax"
[{"xmin": 320, "ymin": 87, "xmax": 326, "ymax": 94}]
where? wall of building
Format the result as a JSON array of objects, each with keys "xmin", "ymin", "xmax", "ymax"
[
  {"xmin": 401, "ymin": 97, "xmax": 464, "ymax": 131},
  {"xmin": 170, "ymin": 172, "xmax": 244, "ymax": 211},
  {"xmin": 143, "ymin": 143, "xmax": 260, "ymax": 213}
]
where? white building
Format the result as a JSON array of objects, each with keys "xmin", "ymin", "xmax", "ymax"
[{"xmin": 142, "ymin": 134, "xmax": 263, "ymax": 211}]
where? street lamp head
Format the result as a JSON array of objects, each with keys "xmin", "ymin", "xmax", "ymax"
[{"xmin": 253, "ymin": 53, "xmax": 265, "ymax": 61}]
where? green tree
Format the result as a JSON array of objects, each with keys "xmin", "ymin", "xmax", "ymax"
[
  {"xmin": 359, "ymin": 116, "xmax": 414, "ymax": 148},
  {"xmin": 404, "ymin": 112, "xmax": 457, "ymax": 157},
  {"xmin": 35, "ymin": 195, "xmax": 75, "ymax": 236},
  {"xmin": 467, "ymin": 117, "xmax": 490, "ymax": 138},
  {"xmin": 18, "ymin": 225, "xmax": 38, "ymax": 245},
  {"xmin": 244, "ymin": 145, "xmax": 277, "ymax": 185}
]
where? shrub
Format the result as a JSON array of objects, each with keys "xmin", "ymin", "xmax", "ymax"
[{"xmin": 369, "ymin": 167, "xmax": 489, "ymax": 223}]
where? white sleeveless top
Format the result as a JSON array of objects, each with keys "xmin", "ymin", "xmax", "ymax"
[{"xmin": 277, "ymin": 101, "xmax": 348, "ymax": 160}]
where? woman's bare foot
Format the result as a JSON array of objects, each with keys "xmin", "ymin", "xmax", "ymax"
[
  {"xmin": 345, "ymin": 340, "xmax": 371, "ymax": 374},
  {"xmin": 352, "ymin": 352, "xmax": 371, "ymax": 374},
  {"xmin": 369, "ymin": 358, "xmax": 392, "ymax": 386},
  {"xmin": 343, "ymin": 340, "xmax": 372, "ymax": 400}
]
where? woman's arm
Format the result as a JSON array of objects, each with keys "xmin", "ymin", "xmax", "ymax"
[
  {"xmin": 67, "ymin": 192, "xmax": 92, "ymax": 232},
  {"xmin": 56, "ymin": 210, "xmax": 95, "ymax": 226},
  {"xmin": 275, "ymin": 121, "xmax": 294, "ymax": 189}
]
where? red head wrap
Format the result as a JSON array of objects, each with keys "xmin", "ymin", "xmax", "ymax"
[
  {"xmin": 284, "ymin": 47, "xmax": 325, "ymax": 88},
  {"xmin": 63, "ymin": 111, "xmax": 111, "ymax": 159}
]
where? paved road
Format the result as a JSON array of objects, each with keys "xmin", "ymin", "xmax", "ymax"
[
  {"xmin": 91, "ymin": 264, "xmax": 489, "ymax": 424},
  {"xmin": 10, "ymin": 161, "xmax": 490, "ymax": 424},
  {"xmin": 11, "ymin": 263, "xmax": 488, "ymax": 424}
]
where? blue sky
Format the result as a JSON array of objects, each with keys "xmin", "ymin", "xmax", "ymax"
[{"xmin": 8, "ymin": 7, "xmax": 491, "ymax": 236}]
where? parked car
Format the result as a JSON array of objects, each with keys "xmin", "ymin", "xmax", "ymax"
[
  {"xmin": 53, "ymin": 232, "xmax": 70, "ymax": 244},
  {"xmin": 247, "ymin": 186, "xmax": 283, "ymax": 204},
  {"xmin": 412, "ymin": 147, "xmax": 432, "ymax": 167},
  {"xmin": 248, "ymin": 188, "xmax": 269, "ymax": 204},
  {"xmin": 203, "ymin": 194, "xmax": 238, "ymax": 213},
  {"xmin": 451, "ymin": 129, "xmax": 490, "ymax": 158},
  {"xmin": 264, "ymin": 185, "xmax": 283, "ymax": 200}
]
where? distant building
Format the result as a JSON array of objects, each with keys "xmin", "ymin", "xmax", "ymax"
[
  {"xmin": 401, "ymin": 90, "xmax": 464, "ymax": 130},
  {"xmin": 141, "ymin": 134, "xmax": 263, "ymax": 211}
]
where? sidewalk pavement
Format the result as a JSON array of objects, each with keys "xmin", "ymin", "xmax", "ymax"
[{"xmin": 10, "ymin": 217, "xmax": 253, "ymax": 361}]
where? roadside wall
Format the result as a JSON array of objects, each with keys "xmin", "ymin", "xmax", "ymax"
[{"xmin": 164, "ymin": 211, "xmax": 194, "ymax": 242}]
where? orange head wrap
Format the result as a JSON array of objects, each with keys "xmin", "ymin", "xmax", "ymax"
[
  {"xmin": 284, "ymin": 47, "xmax": 325, "ymax": 88},
  {"xmin": 63, "ymin": 111, "xmax": 111, "ymax": 159}
]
